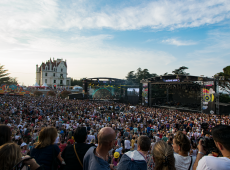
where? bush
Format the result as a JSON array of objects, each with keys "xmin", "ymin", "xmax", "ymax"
[
  {"xmin": 60, "ymin": 90, "xmax": 71, "ymax": 99},
  {"xmin": 34, "ymin": 91, "xmax": 43, "ymax": 96},
  {"xmin": 47, "ymin": 90, "xmax": 56, "ymax": 96},
  {"xmin": 220, "ymin": 93, "xmax": 230, "ymax": 103}
]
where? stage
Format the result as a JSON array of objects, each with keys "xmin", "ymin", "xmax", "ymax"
[
  {"xmin": 141, "ymin": 75, "xmax": 217, "ymax": 114},
  {"xmin": 152, "ymin": 105, "xmax": 201, "ymax": 113}
]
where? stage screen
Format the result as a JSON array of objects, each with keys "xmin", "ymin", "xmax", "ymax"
[
  {"xmin": 127, "ymin": 88, "xmax": 139, "ymax": 96},
  {"xmin": 88, "ymin": 82, "xmax": 121, "ymax": 99}
]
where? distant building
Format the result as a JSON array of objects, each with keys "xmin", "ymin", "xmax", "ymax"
[{"xmin": 36, "ymin": 58, "xmax": 71, "ymax": 87}]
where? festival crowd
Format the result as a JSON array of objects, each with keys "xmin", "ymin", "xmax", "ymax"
[{"xmin": 0, "ymin": 95, "xmax": 230, "ymax": 170}]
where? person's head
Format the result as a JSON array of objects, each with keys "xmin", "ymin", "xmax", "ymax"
[
  {"xmin": 0, "ymin": 142, "xmax": 22, "ymax": 170},
  {"xmin": 172, "ymin": 131, "xmax": 190, "ymax": 155},
  {"xmin": 114, "ymin": 152, "xmax": 120, "ymax": 161},
  {"xmin": 74, "ymin": 127, "xmax": 87, "ymax": 143},
  {"xmin": 212, "ymin": 125, "xmax": 230, "ymax": 153},
  {"xmin": 0, "ymin": 124, "xmax": 11, "ymax": 146},
  {"xmin": 137, "ymin": 135, "xmax": 151, "ymax": 152},
  {"xmin": 152, "ymin": 141, "xmax": 176, "ymax": 170},
  {"xmin": 34, "ymin": 127, "xmax": 57, "ymax": 148},
  {"xmin": 98, "ymin": 127, "xmax": 116, "ymax": 150}
]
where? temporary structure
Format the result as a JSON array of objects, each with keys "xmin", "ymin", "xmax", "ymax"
[{"xmin": 42, "ymin": 83, "xmax": 48, "ymax": 87}]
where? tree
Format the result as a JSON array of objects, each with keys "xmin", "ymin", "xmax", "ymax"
[
  {"xmin": 215, "ymin": 66, "xmax": 230, "ymax": 94},
  {"xmin": 0, "ymin": 64, "xmax": 18, "ymax": 85},
  {"xmin": 71, "ymin": 78, "xmax": 83, "ymax": 86},
  {"xmin": 172, "ymin": 66, "xmax": 189, "ymax": 75},
  {"xmin": 125, "ymin": 68, "xmax": 158, "ymax": 84},
  {"xmin": 60, "ymin": 90, "xmax": 71, "ymax": 99},
  {"xmin": 34, "ymin": 91, "xmax": 43, "ymax": 96},
  {"xmin": 219, "ymin": 93, "xmax": 230, "ymax": 103},
  {"xmin": 126, "ymin": 71, "xmax": 136, "ymax": 84},
  {"xmin": 47, "ymin": 90, "xmax": 56, "ymax": 96}
]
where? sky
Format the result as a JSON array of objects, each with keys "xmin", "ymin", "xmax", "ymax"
[{"xmin": 1, "ymin": 0, "xmax": 230, "ymax": 86}]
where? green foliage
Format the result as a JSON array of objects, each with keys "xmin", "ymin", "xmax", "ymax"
[
  {"xmin": 47, "ymin": 90, "xmax": 56, "ymax": 96},
  {"xmin": 60, "ymin": 90, "xmax": 71, "ymax": 99},
  {"xmin": 34, "ymin": 91, "xmax": 43, "ymax": 96},
  {"xmin": 172, "ymin": 66, "xmax": 189, "ymax": 75},
  {"xmin": 126, "ymin": 68, "xmax": 158, "ymax": 85},
  {"xmin": 71, "ymin": 78, "xmax": 83, "ymax": 86},
  {"xmin": 219, "ymin": 93, "xmax": 230, "ymax": 103},
  {"xmin": 0, "ymin": 64, "xmax": 18, "ymax": 85},
  {"xmin": 215, "ymin": 65, "xmax": 230, "ymax": 94}
]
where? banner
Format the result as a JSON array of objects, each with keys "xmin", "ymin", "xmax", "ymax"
[
  {"xmin": 202, "ymin": 81, "xmax": 215, "ymax": 114},
  {"xmin": 142, "ymin": 83, "xmax": 148, "ymax": 105}
]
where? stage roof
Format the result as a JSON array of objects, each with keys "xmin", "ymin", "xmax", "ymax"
[{"xmin": 141, "ymin": 75, "xmax": 214, "ymax": 84}]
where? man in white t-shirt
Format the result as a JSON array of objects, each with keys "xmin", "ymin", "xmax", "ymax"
[
  {"xmin": 124, "ymin": 137, "xmax": 131, "ymax": 152},
  {"xmin": 193, "ymin": 125, "xmax": 230, "ymax": 170}
]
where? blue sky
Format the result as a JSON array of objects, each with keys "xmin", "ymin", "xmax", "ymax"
[{"xmin": 0, "ymin": 0, "xmax": 230, "ymax": 85}]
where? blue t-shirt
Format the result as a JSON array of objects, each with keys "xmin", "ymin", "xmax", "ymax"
[
  {"xmin": 83, "ymin": 146, "xmax": 110, "ymax": 170},
  {"xmin": 147, "ymin": 127, "xmax": 151, "ymax": 133},
  {"xmin": 31, "ymin": 144, "xmax": 60, "ymax": 170},
  {"xmin": 133, "ymin": 127, "xmax": 138, "ymax": 133}
]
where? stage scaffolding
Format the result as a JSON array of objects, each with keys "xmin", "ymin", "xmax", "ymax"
[{"xmin": 141, "ymin": 75, "xmax": 218, "ymax": 114}]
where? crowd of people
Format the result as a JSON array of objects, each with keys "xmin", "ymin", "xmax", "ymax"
[{"xmin": 0, "ymin": 95, "xmax": 230, "ymax": 170}]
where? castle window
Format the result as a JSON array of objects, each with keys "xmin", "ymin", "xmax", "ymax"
[
  {"xmin": 45, "ymin": 73, "xmax": 47, "ymax": 76},
  {"xmin": 53, "ymin": 73, "xmax": 55, "ymax": 77},
  {"xmin": 61, "ymin": 69, "xmax": 63, "ymax": 72},
  {"xmin": 54, "ymin": 80, "xmax": 56, "ymax": 83},
  {"xmin": 45, "ymin": 79, "xmax": 47, "ymax": 83}
]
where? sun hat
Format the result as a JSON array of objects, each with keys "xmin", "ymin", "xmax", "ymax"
[{"xmin": 114, "ymin": 152, "xmax": 120, "ymax": 158}]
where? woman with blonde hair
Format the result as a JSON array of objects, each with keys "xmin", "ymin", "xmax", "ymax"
[
  {"xmin": 172, "ymin": 131, "xmax": 196, "ymax": 170},
  {"xmin": 152, "ymin": 140, "xmax": 176, "ymax": 170},
  {"xmin": 0, "ymin": 142, "xmax": 42, "ymax": 170},
  {"xmin": 31, "ymin": 127, "xmax": 64, "ymax": 170}
]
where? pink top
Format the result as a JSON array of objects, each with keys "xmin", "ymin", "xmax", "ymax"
[{"xmin": 112, "ymin": 158, "xmax": 119, "ymax": 166}]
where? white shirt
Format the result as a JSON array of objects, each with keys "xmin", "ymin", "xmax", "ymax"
[
  {"xmin": 174, "ymin": 153, "xmax": 196, "ymax": 170},
  {"xmin": 54, "ymin": 134, "xmax": 60, "ymax": 144},
  {"xmin": 124, "ymin": 140, "xmax": 131, "ymax": 149},
  {"xmin": 196, "ymin": 156, "xmax": 230, "ymax": 170}
]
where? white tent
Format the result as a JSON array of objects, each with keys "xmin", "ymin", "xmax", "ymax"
[
  {"xmin": 73, "ymin": 85, "xmax": 83, "ymax": 90},
  {"xmin": 42, "ymin": 83, "xmax": 48, "ymax": 87},
  {"xmin": 34, "ymin": 82, "xmax": 39, "ymax": 87}
]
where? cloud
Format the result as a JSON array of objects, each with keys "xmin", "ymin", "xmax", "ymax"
[
  {"xmin": 1, "ymin": 0, "xmax": 230, "ymax": 33},
  {"xmin": 58, "ymin": 0, "xmax": 230, "ymax": 30},
  {"xmin": 162, "ymin": 38, "xmax": 197, "ymax": 46},
  {"xmin": 0, "ymin": 32, "xmax": 176, "ymax": 85}
]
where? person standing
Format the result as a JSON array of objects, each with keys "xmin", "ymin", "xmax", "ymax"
[
  {"xmin": 62, "ymin": 127, "xmax": 94, "ymax": 170},
  {"xmin": 124, "ymin": 137, "xmax": 131, "ymax": 152},
  {"xmin": 83, "ymin": 127, "xmax": 116, "ymax": 170},
  {"xmin": 172, "ymin": 131, "xmax": 195, "ymax": 170},
  {"xmin": 117, "ymin": 135, "xmax": 151, "ymax": 170},
  {"xmin": 193, "ymin": 125, "xmax": 230, "ymax": 170}
]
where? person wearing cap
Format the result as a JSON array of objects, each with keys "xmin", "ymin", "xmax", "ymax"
[
  {"xmin": 21, "ymin": 140, "xmax": 28, "ymax": 156},
  {"xmin": 112, "ymin": 152, "xmax": 120, "ymax": 167}
]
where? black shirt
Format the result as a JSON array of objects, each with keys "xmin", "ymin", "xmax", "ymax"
[{"xmin": 62, "ymin": 143, "xmax": 95, "ymax": 170}]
